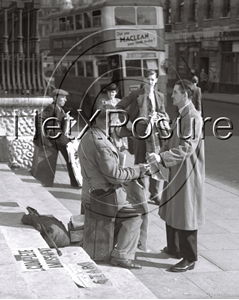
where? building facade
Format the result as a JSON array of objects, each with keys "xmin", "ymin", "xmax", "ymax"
[{"xmin": 164, "ymin": 0, "xmax": 239, "ymax": 93}]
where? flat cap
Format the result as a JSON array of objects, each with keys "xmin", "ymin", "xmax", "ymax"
[{"xmin": 52, "ymin": 89, "xmax": 69, "ymax": 96}]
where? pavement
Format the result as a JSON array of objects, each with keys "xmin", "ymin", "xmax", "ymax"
[{"xmin": 0, "ymin": 90, "xmax": 239, "ymax": 299}]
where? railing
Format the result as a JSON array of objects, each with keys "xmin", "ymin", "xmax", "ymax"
[{"xmin": 0, "ymin": 0, "xmax": 46, "ymax": 96}]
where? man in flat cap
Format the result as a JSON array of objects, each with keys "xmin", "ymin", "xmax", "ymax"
[{"xmin": 33, "ymin": 89, "xmax": 79, "ymax": 187}]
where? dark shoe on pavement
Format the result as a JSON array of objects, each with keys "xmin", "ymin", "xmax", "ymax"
[
  {"xmin": 162, "ymin": 246, "xmax": 181, "ymax": 259},
  {"xmin": 110, "ymin": 257, "xmax": 142, "ymax": 269},
  {"xmin": 169, "ymin": 258, "xmax": 195, "ymax": 272},
  {"xmin": 137, "ymin": 240, "xmax": 151, "ymax": 252},
  {"xmin": 71, "ymin": 182, "xmax": 82, "ymax": 189}
]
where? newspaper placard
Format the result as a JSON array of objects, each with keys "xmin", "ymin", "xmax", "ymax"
[
  {"xmin": 64, "ymin": 261, "xmax": 112, "ymax": 288},
  {"xmin": 13, "ymin": 248, "xmax": 63, "ymax": 272}
]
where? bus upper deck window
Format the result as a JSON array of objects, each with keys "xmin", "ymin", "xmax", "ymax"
[
  {"xmin": 137, "ymin": 7, "xmax": 157, "ymax": 25},
  {"xmin": 59, "ymin": 17, "xmax": 66, "ymax": 31},
  {"xmin": 115, "ymin": 7, "xmax": 136, "ymax": 25},
  {"xmin": 66, "ymin": 16, "xmax": 74, "ymax": 31},
  {"xmin": 68, "ymin": 62, "xmax": 76, "ymax": 76},
  {"xmin": 84, "ymin": 12, "xmax": 91, "ymax": 28},
  {"xmin": 52, "ymin": 19, "xmax": 59, "ymax": 33},
  {"xmin": 75, "ymin": 14, "xmax": 83, "ymax": 30},
  {"xmin": 86, "ymin": 61, "xmax": 93, "ymax": 77},
  {"xmin": 77, "ymin": 61, "xmax": 84, "ymax": 76},
  {"xmin": 92, "ymin": 10, "xmax": 101, "ymax": 27},
  {"xmin": 126, "ymin": 60, "xmax": 141, "ymax": 77}
]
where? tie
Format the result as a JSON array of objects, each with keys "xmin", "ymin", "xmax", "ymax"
[{"xmin": 147, "ymin": 93, "xmax": 154, "ymax": 116}]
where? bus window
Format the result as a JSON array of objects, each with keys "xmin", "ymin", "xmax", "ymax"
[
  {"xmin": 54, "ymin": 61, "xmax": 61, "ymax": 75},
  {"xmin": 59, "ymin": 17, "xmax": 66, "ymax": 31},
  {"xmin": 86, "ymin": 61, "xmax": 93, "ymax": 77},
  {"xmin": 84, "ymin": 12, "xmax": 91, "ymax": 28},
  {"xmin": 52, "ymin": 19, "xmax": 59, "ymax": 33},
  {"xmin": 115, "ymin": 7, "xmax": 136, "ymax": 25},
  {"xmin": 61, "ymin": 61, "xmax": 68, "ymax": 75},
  {"xmin": 68, "ymin": 62, "xmax": 76, "ymax": 76},
  {"xmin": 92, "ymin": 10, "xmax": 101, "ymax": 27},
  {"xmin": 77, "ymin": 61, "xmax": 84, "ymax": 76},
  {"xmin": 66, "ymin": 16, "xmax": 74, "ymax": 31},
  {"xmin": 75, "ymin": 13, "xmax": 83, "ymax": 30},
  {"xmin": 126, "ymin": 60, "xmax": 141, "ymax": 77},
  {"xmin": 97, "ymin": 60, "xmax": 109, "ymax": 78},
  {"xmin": 137, "ymin": 7, "xmax": 157, "ymax": 25},
  {"xmin": 143, "ymin": 59, "xmax": 158, "ymax": 71}
]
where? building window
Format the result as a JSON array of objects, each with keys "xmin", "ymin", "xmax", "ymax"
[
  {"xmin": 165, "ymin": 0, "xmax": 171, "ymax": 24},
  {"xmin": 222, "ymin": 0, "xmax": 230, "ymax": 17},
  {"xmin": 115, "ymin": 7, "xmax": 136, "ymax": 25},
  {"xmin": 221, "ymin": 42, "xmax": 239, "ymax": 83},
  {"xmin": 189, "ymin": 0, "xmax": 198, "ymax": 21},
  {"xmin": 205, "ymin": 0, "xmax": 213, "ymax": 19},
  {"xmin": 178, "ymin": 0, "xmax": 184, "ymax": 22}
]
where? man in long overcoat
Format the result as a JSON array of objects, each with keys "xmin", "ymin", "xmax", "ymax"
[{"xmin": 146, "ymin": 79, "xmax": 205, "ymax": 272}]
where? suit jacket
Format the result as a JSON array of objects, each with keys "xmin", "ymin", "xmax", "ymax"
[
  {"xmin": 116, "ymin": 88, "xmax": 168, "ymax": 163},
  {"xmin": 117, "ymin": 88, "xmax": 167, "ymax": 123},
  {"xmin": 34, "ymin": 103, "xmax": 69, "ymax": 147},
  {"xmin": 159, "ymin": 102, "xmax": 205, "ymax": 230}
]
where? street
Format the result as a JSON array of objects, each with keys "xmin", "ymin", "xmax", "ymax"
[{"xmin": 166, "ymin": 94, "xmax": 239, "ymax": 191}]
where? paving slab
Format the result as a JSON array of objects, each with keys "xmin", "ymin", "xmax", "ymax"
[
  {"xmin": 198, "ymin": 233, "xmax": 239, "ymax": 250},
  {"xmin": 200, "ymin": 249, "xmax": 239, "ymax": 271},
  {"xmin": 183, "ymin": 270, "xmax": 239, "ymax": 298}
]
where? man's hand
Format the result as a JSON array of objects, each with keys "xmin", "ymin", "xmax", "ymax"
[
  {"xmin": 138, "ymin": 163, "xmax": 150, "ymax": 175},
  {"xmin": 146, "ymin": 152, "xmax": 161, "ymax": 164}
]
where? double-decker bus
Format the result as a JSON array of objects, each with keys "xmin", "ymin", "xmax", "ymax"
[{"xmin": 47, "ymin": 0, "xmax": 167, "ymax": 114}]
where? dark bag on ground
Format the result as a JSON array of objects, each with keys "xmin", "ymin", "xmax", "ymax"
[{"xmin": 21, "ymin": 213, "xmax": 70, "ymax": 248}]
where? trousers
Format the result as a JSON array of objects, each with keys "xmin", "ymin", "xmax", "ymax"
[
  {"xmin": 166, "ymin": 223, "xmax": 198, "ymax": 262},
  {"xmin": 111, "ymin": 202, "xmax": 144, "ymax": 260}
]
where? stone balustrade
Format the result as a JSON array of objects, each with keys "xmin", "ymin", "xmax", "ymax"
[{"xmin": 0, "ymin": 97, "xmax": 52, "ymax": 169}]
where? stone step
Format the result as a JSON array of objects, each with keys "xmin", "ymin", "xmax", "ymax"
[{"xmin": 0, "ymin": 163, "xmax": 156, "ymax": 299}]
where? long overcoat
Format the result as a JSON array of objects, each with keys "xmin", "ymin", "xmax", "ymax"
[{"xmin": 159, "ymin": 102, "xmax": 205, "ymax": 230}]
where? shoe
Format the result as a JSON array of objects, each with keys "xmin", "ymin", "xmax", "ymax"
[
  {"xmin": 71, "ymin": 182, "xmax": 82, "ymax": 189},
  {"xmin": 162, "ymin": 247, "xmax": 181, "ymax": 259},
  {"xmin": 169, "ymin": 258, "xmax": 195, "ymax": 272},
  {"xmin": 137, "ymin": 240, "xmax": 151, "ymax": 252},
  {"xmin": 110, "ymin": 257, "xmax": 142, "ymax": 269}
]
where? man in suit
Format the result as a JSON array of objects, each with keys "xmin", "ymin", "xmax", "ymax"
[
  {"xmin": 116, "ymin": 69, "xmax": 169, "ymax": 205},
  {"xmin": 34, "ymin": 89, "xmax": 79, "ymax": 187},
  {"xmin": 146, "ymin": 79, "xmax": 205, "ymax": 272},
  {"xmin": 79, "ymin": 98, "xmax": 149, "ymax": 269}
]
